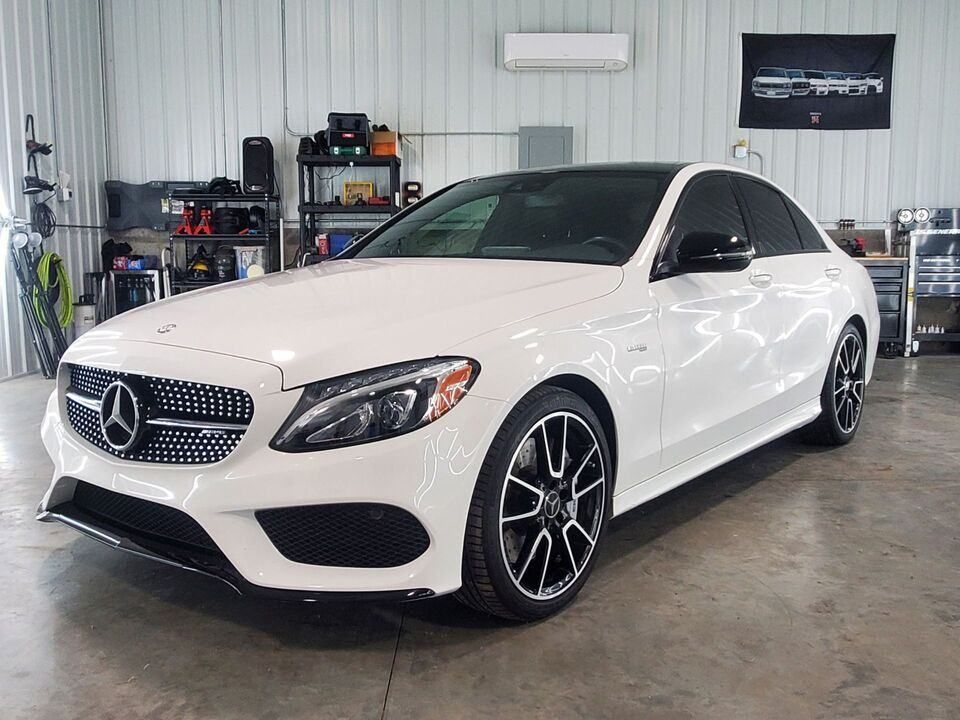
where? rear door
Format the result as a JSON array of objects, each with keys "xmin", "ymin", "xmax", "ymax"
[
  {"xmin": 732, "ymin": 177, "xmax": 839, "ymax": 413},
  {"xmin": 650, "ymin": 174, "xmax": 784, "ymax": 470}
]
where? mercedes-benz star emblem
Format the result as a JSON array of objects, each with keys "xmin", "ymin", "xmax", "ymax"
[
  {"xmin": 100, "ymin": 381, "xmax": 142, "ymax": 452},
  {"xmin": 544, "ymin": 490, "xmax": 562, "ymax": 519},
  {"xmin": 156, "ymin": 323, "xmax": 177, "ymax": 334}
]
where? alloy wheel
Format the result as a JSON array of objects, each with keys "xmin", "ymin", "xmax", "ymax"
[
  {"xmin": 834, "ymin": 333, "xmax": 864, "ymax": 433},
  {"xmin": 498, "ymin": 411, "xmax": 605, "ymax": 600}
]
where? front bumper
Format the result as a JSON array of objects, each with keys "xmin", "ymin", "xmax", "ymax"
[
  {"xmin": 38, "ymin": 341, "xmax": 506, "ymax": 599},
  {"xmin": 752, "ymin": 86, "xmax": 792, "ymax": 98}
]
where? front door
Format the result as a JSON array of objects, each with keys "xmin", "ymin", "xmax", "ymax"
[{"xmin": 649, "ymin": 174, "xmax": 784, "ymax": 470}]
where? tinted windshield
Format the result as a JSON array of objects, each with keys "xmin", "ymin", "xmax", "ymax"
[
  {"xmin": 757, "ymin": 67, "xmax": 786, "ymax": 77},
  {"xmin": 805, "ymin": 71, "xmax": 826, "ymax": 79},
  {"xmin": 348, "ymin": 171, "xmax": 669, "ymax": 265},
  {"xmin": 827, "ymin": 72, "xmax": 844, "ymax": 79},
  {"xmin": 846, "ymin": 73, "xmax": 863, "ymax": 79},
  {"xmin": 786, "ymin": 69, "xmax": 803, "ymax": 78},
  {"xmin": 864, "ymin": 73, "xmax": 880, "ymax": 79}
]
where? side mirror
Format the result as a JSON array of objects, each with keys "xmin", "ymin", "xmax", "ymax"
[{"xmin": 675, "ymin": 231, "xmax": 753, "ymax": 274}]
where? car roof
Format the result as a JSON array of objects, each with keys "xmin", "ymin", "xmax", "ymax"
[{"xmin": 471, "ymin": 162, "xmax": 690, "ymax": 181}]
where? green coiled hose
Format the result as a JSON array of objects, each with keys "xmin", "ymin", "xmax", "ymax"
[{"xmin": 33, "ymin": 251, "xmax": 73, "ymax": 328}]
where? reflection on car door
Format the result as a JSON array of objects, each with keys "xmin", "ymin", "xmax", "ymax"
[
  {"xmin": 649, "ymin": 174, "xmax": 784, "ymax": 471},
  {"xmin": 734, "ymin": 177, "xmax": 841, "ymax": 412}
]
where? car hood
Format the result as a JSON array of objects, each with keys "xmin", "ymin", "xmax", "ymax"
[{"xmin": 91, "ymin": 258, "xmax": 623, "ymax": 388}]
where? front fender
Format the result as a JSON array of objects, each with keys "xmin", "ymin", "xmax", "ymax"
[{"xmin": 446, "ymin": 287, "xmax": 664, "ymax": 493}]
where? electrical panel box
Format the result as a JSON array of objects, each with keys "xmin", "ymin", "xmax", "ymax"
[{"xmin": 518, "ymin": 126, "xmax": 574, "ymax": 169}]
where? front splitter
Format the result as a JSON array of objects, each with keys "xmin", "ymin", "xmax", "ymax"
[{"xmin": 37, "ymin": 505, "xmax": 436, "ymax": 603}]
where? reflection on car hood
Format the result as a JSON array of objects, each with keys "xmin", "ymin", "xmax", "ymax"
[{"xmin": 82, "ymin": 258, "xmax": 623, "ymax": 388}]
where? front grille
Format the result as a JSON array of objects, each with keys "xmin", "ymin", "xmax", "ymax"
[
  {"xmin": 256, "ymin": 504, "xmax": 430, "ymax": 568},
  {"xmin": 72, "ymin": 480, "xmax": 217, "ymax": 551},
  {"xmin": 64, "ymin": 364, "xmax": 253, "ymax": 464}
]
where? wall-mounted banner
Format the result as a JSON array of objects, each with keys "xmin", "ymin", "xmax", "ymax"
[{"xmin": 739, "ymin": 33, "xmax": 895, "ymax": 130}]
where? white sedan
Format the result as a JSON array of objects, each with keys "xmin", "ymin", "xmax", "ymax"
[{"xmin": 37, "ymin": 162, "xmax": 879, "ymax": 620}]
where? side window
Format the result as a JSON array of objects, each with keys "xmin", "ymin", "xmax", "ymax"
[
  {"xmin": 784, "ymin": 197, "xmax": 827, "ymax": 251},
  {"xmin": 659, "ymin": 175, "xmax": 749, "ymax": 269},
  {"xmin": 733, "ymin": 178, "xmax": 804, "ymax": 256}
]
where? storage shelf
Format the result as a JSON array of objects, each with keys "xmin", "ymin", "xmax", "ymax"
[
  {"xmin": 298, "ymin": 151, "xmax": 401, "ymax": 259},
  {"xmin": 170, "ymin": 233, "xmax": 276, "ymax": 243},
  {"xmin": 297, "ymin": 154, "xmax": 400, "ymax": 167},
  {"xmin": 169, "ymin": 193, "xmax": 280, "ymax": 202},
  {"xmin": 171, "ymin": 278, "xmax": 223, "ymax": 288},
  {"xmin": 299, "ymin": 203, "xmax": 399, "ymax": 215},
  {"xmin": 914, "ymin": 332, "xmax": 960, "ymax": 341}
]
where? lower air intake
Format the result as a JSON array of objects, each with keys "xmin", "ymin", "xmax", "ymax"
[
  {"xmin": 72, "ymin": 480, "xmax": 218, "ymax": 552},
  {"xmin": 256, "ymin": 504, "xmax": 430, "ymax": 568}
]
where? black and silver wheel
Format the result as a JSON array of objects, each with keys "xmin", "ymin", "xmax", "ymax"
[
  {"xmin": 802, "ymin": 322, "xmax": 866, "ymax": 445},
  {"xmin": 456, "ymin": 386, "xmax": 611, "ymax": 620}
]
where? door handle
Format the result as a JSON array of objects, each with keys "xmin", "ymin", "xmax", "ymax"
[
  {"xmin": 749, "ymin": 272, "xmax": 773, "ymax": 288},
  {"xmin": 825, "ymin": 266, "xmax": 843, "ymax": 280}
]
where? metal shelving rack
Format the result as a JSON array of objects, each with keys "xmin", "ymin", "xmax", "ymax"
[
  {"xmin": 296, "ymin": 154, "xmax": 402, "ymax": 260},
  {"xmin": 166, "ymin": 191, "xmax": 283, "ymax": 295}
]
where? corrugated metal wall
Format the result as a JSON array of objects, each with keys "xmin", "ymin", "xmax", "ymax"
[
  {"xmin": 0, "ymin": 0, "xmax": 107, "ymax": 381},
  {"xmin": 101, "ymin": 0, "xmax": 960, "ymax": 228}
]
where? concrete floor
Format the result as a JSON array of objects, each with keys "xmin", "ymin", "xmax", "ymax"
[{"xmin": 2, "ymin": 357, "xmax": 959, "ymax": 720}]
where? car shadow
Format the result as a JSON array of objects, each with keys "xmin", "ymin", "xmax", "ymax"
[{"xmin": 44, "ymin": 432, "xmax": 813, "ymax": 644}]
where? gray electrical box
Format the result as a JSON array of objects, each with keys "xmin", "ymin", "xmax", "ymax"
[{"xmin": 518, "ymin": 126, "xmax": 573, "ymax": 169}]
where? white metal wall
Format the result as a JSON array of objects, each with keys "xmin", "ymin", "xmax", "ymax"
[
  {"xmin": 101, "ymin": 0, "xmax": 959, "ymax": 225},
  {"xmin": 0, "ymin": 0, "xmax": 107, "ymax": 381}
]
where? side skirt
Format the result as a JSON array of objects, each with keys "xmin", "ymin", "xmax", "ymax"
[{"xmin": 612, "ymin": 398, "xmax": 821, "ymax": 517}]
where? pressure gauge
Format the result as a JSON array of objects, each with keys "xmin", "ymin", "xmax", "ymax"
[
  {"xmin": 914, "ymin": 207, "xmax": 931, "ymax": 223},
  {"xmin": 896, "ymin": 208, "xmax": 914, "ymax": 225}
]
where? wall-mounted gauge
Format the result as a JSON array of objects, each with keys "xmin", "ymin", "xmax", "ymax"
[
  {"xmin": 896, "ymin": 208, "xmax": 914, "ymax": 224},
  {"xmin": 914, "ymin": 207, "xmax": 931, "ymax": 223}
]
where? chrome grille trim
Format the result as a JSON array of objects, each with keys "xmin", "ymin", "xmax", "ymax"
[
  {"xmin": 145, "ymin": 417, "xmax": 249, "ymax": 432},
  {"xmin": 65, "ymin": 391, "xmax": 249, "ymax": 432},
  {"xmin": 65, "ymin": 390, "xmax": 100, "ymax": 412}
]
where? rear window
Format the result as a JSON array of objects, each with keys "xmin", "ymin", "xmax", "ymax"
[
  {"xmin": 733, "ymin": 178, "xmax": 804, "ymax": 256},
  {"xmin": 783, "ymin": 198, "xmax": 828, "ymax": 252}
]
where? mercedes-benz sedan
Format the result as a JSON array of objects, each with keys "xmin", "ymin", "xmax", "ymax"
[{"xmin": 38, "ymin": 163, "xmax": 878, "ymax": 620}]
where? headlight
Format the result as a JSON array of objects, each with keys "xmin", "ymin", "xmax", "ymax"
[{"xmin": 270, "ymin": 357, "xmax": 480, "ymax": 452}]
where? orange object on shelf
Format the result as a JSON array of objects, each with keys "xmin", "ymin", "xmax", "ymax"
[
  {"xmin": 174, "ymin": 207, "xmax": 195, "ymax": 235},
  {"xmin": 194, "ymin": 207, "xmax": 213, "ymax": 235},
  {"xmin": 372, "ymin": 130, "xmax": 399, "ymax": 156}
]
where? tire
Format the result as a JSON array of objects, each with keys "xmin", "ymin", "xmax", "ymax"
[
  {"xmin": 801, "ymin": 322, "xmax": 866, "ymax": 446},
  {"xmin": 455, "ymin": 386, "xmax": 612, "ymax": 621}
]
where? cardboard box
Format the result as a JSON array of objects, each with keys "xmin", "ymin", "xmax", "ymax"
[{"xmin": 371, "ymin": 130, "xmax": 399, "ymax": 157}]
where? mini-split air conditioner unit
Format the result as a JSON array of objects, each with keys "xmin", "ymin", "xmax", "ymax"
[{"xmin": 503, "ymin": 33, "xmax": 630, "ymax": 71}]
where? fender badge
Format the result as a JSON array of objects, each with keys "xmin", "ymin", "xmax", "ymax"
[
  {"xmin": 156, "ymin": 323, "xmax": 177, "ymax": 334},
  {"xmin": 627, "ymin": 343, "xmax": 647, "ymax": 353}
]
